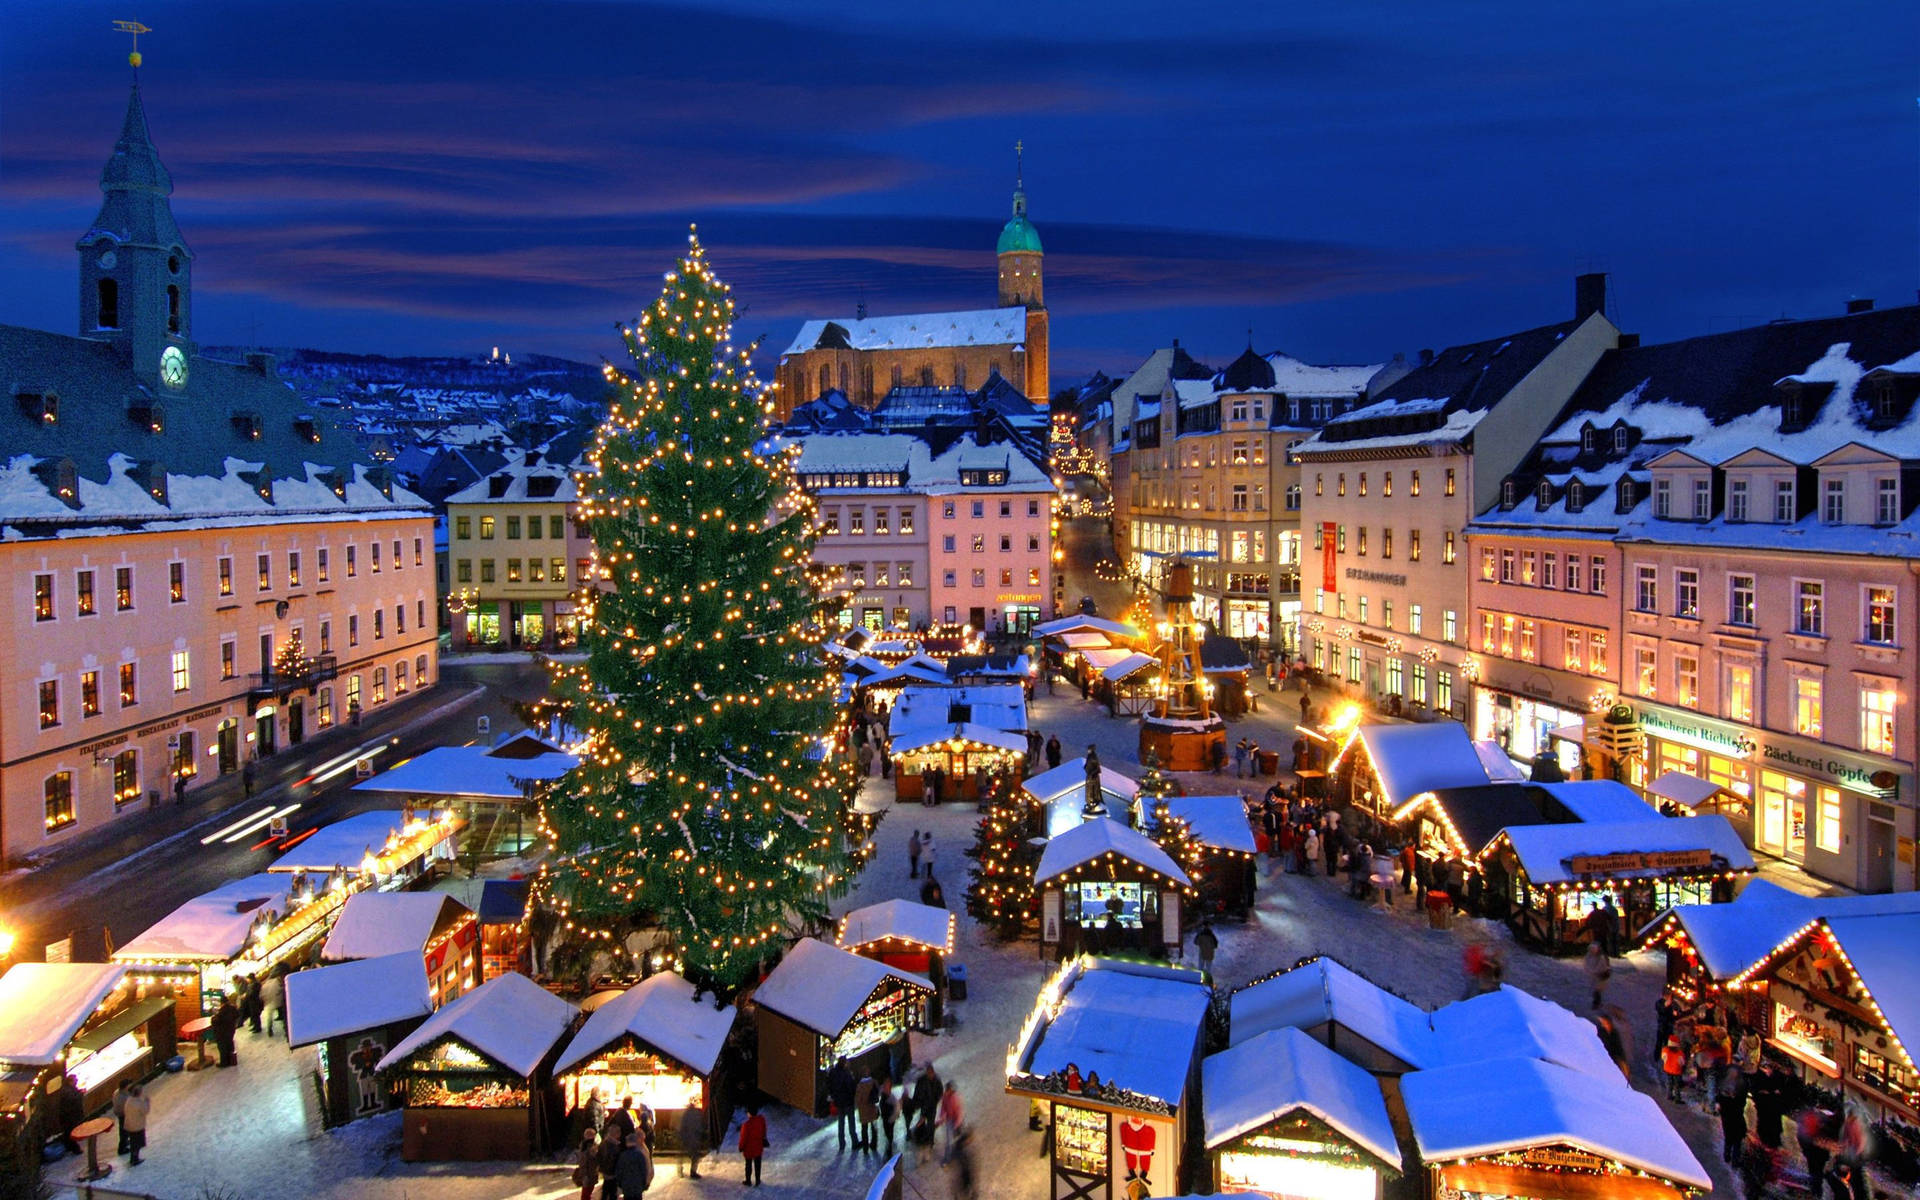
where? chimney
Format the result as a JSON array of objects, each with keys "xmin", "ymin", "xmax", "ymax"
[
  {"xmin": 1171, "ymin": 338, "xmax": 1180, "ymax": 350},
  {"xmin": 1846, "ymin": 298, "xmax": 1875, "ymax": 314},
  {"xmin": 1575, "ymin": 273, "xmax": 1609, "ymax": 321},
  {"xmin": 245, "ymin": 351, "xmax": 277, "ymax": 376},
  {"xmin": 1419, "ymin": 349, "xmax": 1435, "ymax": 367},
  {"xmin": 1617, "ymin": 333, "xmax": 1641, "ymax": 349}
]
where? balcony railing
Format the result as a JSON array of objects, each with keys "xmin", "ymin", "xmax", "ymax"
[{"xmin": 248, "ymin": 654, "xmax": 339, "ymax": 699}]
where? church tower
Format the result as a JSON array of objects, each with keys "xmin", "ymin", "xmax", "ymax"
[
  {"xmin": 996, "ymin": 145, "xmax": 1048, "ymax": 406},
  {"xmin": 78, "ymin": 78, "xmax": 194, "ymax": 394}
]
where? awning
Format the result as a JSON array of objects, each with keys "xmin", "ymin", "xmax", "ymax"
[
  {"xmin": 1101, "ymin": 651, "xmax": 1157, "ymax": 682},
  {"xmin": 1081, "ymin": 647, "xmax": 1134, "ymax": 671},
  {"xmin": 1547, "ymin": 721, "xmax": 1588, "ymax": 744},
  {"xmin": 1056, "ymin": 632, "xmax": 1112, "ymax": 650},
  {"xmin": 1648, "ymin": 771, "xmax": 1732, "ymax": 810}
]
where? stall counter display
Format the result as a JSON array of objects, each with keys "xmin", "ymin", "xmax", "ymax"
[
  {"xmin": 553, "ymin": 971, "xmax": 736, "ymax": 1155},
  {"xmin": 752, "ymin": 939, "xmax": 933, "ymax": 1116}
]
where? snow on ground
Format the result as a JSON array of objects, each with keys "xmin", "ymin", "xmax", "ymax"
[{"xmin": 46, "ymin": 682, "xmax": 1739, "ymax": 1199}]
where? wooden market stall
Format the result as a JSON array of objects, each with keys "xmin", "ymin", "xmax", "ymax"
[
  {"xmin": 376, "ymin": 971, "xmax": 578, "ymax": 1161},
  {"xmin": 1006, "ymin": 956, "xmax": 1212, "ymax": 1200},
  {"xmin": 1401, "ymin": 1057, "xmax": 1712, "ymax": 1199},
  {"xmin": 287, "ymin": 952, "xmax": 435, "ymax": 1128},
  {"xmin": 751, "ymin": 938, "xmax": 933, "ymax": 1116},
  {"xmin": 352, "ymin": 746, "xmax": 576, "ymax": 858},
  {"xmin": 887, "ymin": 683, "xmax": 1029, "ymax": 803},
  {"xmin": 553, "ymin": 971, "xmax": 736, "ymax": 1155},
  {"xmin": 0, "ymin": 963, "xmax": 174, "ymax": 1128},
  {"xmin": 1346, "ymin": 721, "xmax": 1496, "ymax": 818},
  {"xmin": 1023, "ymin": 756, "xmax": 1142, "ymax": 839},
  {"xmin": 1155, "ymin": 795, "xmax": 1258, "ymax": 919},
  {"xmin": 1201, "ymin": 1025, "xmax": 1402, "ymax": 1199},
  {"xmin": 1034, "ymin": 818, "xmax": 1192, "ymax": 961},
  {"xmin": 837, "ymin": 899, "xmax": 956, "ymax": 1029},
  {"xmin": 321, "ymin": 891, "xmax": 479, "ymax": 1007},
  {"xmin": 1477, "ymin": 815, "xmax": 1752, "ymax": 952},
  {"xmin": 111, "ymin": 872, "xmax": 332, "ymax": 1022},
  {"xmin": 477, "ymin": 879, "xmax": 531, "ymax": 982},
  {"xmin": 270, "ymin": 807, "xmax": 465, "ymax": 889}
]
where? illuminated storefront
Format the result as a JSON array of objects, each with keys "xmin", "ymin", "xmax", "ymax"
[
  {"xmin": 554, "ymin": 971, "xmax": 736, "ymax": 1156},
  {"xmin": 751, "ymin": 939, "xmax": 933, "ymax": 1116},
  {"xmin": 1035, "ymin": 817, "xmax": 1192, "ymax": 961},
  {"xmin": 0, "ymin": 964, "xmax": 175, "ymax": 1129},
  {"xmin": 1472, "ymin": 686, "xmax": 1584, "ymax": 774}
]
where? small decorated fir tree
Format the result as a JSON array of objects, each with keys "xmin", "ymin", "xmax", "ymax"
[
  {"xmin": 537, "ymin": 232, "xmax": 855, "ymax": 992},
  {"xmin": 966, "ymin": 771, "xmax": 1038, "ymax": 937}
]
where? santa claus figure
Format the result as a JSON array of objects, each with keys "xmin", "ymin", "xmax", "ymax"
[{"xmin": 1118, "ymin": 1113, "xmax": 1156, "ymax": 1181}]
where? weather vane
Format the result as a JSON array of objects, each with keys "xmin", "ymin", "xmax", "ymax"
[{"xmin": 114, "ymin": 19, "xmax": 151, "ymax": 69}]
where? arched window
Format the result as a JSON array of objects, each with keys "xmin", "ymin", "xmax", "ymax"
[
  {"xmin": 1567, "ymin": 480, "xmax": 1585, "ymax": 511},
  {"xmin": 818, "ymin": 365, "xmax": 830, "ymax": 395},
  {"xmin": 920, "ymin": 366, "xmax": 934, "ymax": 387},
  {"xmin": 166, "ymin": 285, "xmax": 181, "ymax": 333},
  {"xmin": 1501, "ymin": 479, "xmax": 1516, "ymax": 508},
  {"xmin": 1537, "ymin": 480, "xmax": 1553, "ymax": 507},
  {"xmin": 1581, "ymin": 427, "xmax": 1596, "ymax": 452},
  {"xmin": 97, "ymin": 279, "xmax": 119, "ymax": 328}
]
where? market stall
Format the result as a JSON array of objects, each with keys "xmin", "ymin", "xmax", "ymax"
[
  {"xmin": 1345, "ymin": 721, "xmax": 1496, "ymax": 817},
  {"xmin": 887, "ymin": 683, "xmax": 1029, "ymax": 802},
  {"xmin": 0, "ymin": 963, "xmax": 172, "ymax": 1128},
  {"xmin": 353, "ymin": 747, "xmax": 574, "ymax": 858},
  {"xmin": 1228, "ymin": 957, "xmax": 1432, "ymax": 1075},
  {"xmin": 837, "ymin": 899, "xmax": 956, "ymax": 1028},
  {"xmin": 553, "ymin": 971, "xmax": 736, "ymax": 1154},
  {"xmin": 1477, "ymin": 814, "xmax": 1752, "ymax": 952},
  {"xmin": 321, "ymin": 891, "xmax": 479, "ymax": 1006},
  {"xmin": 1006, "ymin": 956, "xmax": 1212, "ymax": 1200},
  {"xmin": 1023, "ymin": 756, "xmax": 1143, "ymax": 838},
  {"xmin": 1202, "ymin": 1025, "xmax": 1402, "ymax": 1199},
  {"xmin": 376, "ymin": 971, "xmax": 577, "ymax": 1161},
  {"xmin": 1035, "ymin": 817, "xmax": 1192, "ymax": 961},
  {"xmin": 111, "ymin": 873, "xmax": 318, "ymax": 1021},
  {"xmin": 1155, "ymin": 795, "xmax": 1258, "ymax": 919},
  {"xmin": 477, "ymin": 879, "xmax": 530, "ymax": 982},
  {"xmin": 751, "ymin": 937, "xmax": 933, "ymax": 1115},
  {"xmin": 286, "ymin": 952, "xmax": 434, "ymax": 1128},
  {"xmin": 1401, "ymin": 1057, "xmax": 1711, "ymax": 1199},
  {"xmin": 271, "ymin": 807, "xmax": 465, "ymax": 889}
]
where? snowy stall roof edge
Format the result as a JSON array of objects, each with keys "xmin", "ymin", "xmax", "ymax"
[
  {"xmin": 375, "ymin": 971, "xmax": 576, "ymax": 1078},
  {"xmin": 0, "ymin": 962, "xmax": 128, "ymax": 1066},
  {"xmin": 752, "ymin": 938, "xmax": 933, "ymax": 1038},
  {"xmin": 1201, "ymin": 1025, "xmax": 1400, "ymax": 1168},
  {"xmin": 553, "ymin": 970, "xmax": 735, "ymax": 1079}
]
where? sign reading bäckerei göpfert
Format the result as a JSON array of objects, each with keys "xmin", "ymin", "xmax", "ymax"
[{"xmin": 1631, "ymin": 702, "xmax": 1904, "ymax": 799}]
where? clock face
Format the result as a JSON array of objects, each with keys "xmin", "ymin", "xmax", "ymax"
[{"xmin": 160, "ymin": 345, "xmax": 188, "ymax": 390}]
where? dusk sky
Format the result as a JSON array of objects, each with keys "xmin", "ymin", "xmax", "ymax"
[{"xmin": 3, "ymin": 1, "xmax": 1917, "ymax": 383}]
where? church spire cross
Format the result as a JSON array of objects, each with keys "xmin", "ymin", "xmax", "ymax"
[{"xmin": 114, "ymin": 19, "xmax": 151, "ymax": 70}]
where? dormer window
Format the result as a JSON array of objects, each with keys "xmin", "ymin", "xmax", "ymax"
[
  {"xmin": 231, "ymin": 411, "xmax": 262, "ymax": 440},
  {"xmin": 1653, "ymin": 478, "xmax": 1671, "ymax": 518},
  {"xmin": 1874, "ymin": 381, "xmax": 1898, "ymax": 423},
  {"xmin": 1877, "ymin": 477, "xmax": 1899, "ymax": 526},
  {"xmin": 1692, "ymin": 478, "xmax": 1711, "ymax": 520},
  {"xmin": 1728, "ymin": 478, "xmax": 1749, "ymax": 522},
  {"xmin": 1581, "ymin": 427, "xmax": 1596, "ymax": 453},
  {"xmin": 1536, "ymin": 479, "xmax": 1553, "ymax": 507},
  {"xmin": 1823, "ymin": 478, "xmax": 1846, "ymax": 523},
  {"xmin": 129, "ymin": 402, "xmax": 164, "ymax": 433},
  {"xmin": 1612, "ymin": 426, "xmax": 1628, "ymax": 453},
  {"xmin": 1567, "ymin": 480, "xmax": 1585, "ymax": 512},
  {"xmin": 1618, "ymin": 477, "xmax": 1638, "ymax": 511},
  {"xmin": 1501, "ymin": 479, "xmax": 1516, "ymax": 509},
  {"xmin": 293, "ymin": 415, "xmax": 319, "ymax": 444}
]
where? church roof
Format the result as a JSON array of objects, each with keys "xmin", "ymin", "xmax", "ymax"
[
  {"xmin": 80, "ymin": 84, "xmax": 187, "ymax": 254},
  {"xmin": 782, "ymin": 307, "xmax": 1027, "ymax": 358}
]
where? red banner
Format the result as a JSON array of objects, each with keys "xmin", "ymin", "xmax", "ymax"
[{"xmin": 1321, "ymin": 522, "xmax": 1338, "ymax": 593}]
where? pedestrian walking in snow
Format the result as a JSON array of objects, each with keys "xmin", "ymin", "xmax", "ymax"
[
  {"xmin": 938, "ymin": 1082, "xmax": 964, "ymax": 1164},
  {"xmin": 920, "ymin": 832, "xmax": 935, "ymax": 877},
  {"xmin": 242, "ymin": 761, "xmax": 256, "ymax": 797},
  {"xmin": 1194, "ymin": 922, "xmax": 1218, "ymax": 977},
  {"xmin": 261, "ymin": 970, "xmax": 286, "ymax": 1037},
  {"xmin": 211, "ymin": 995, "xmax": 241, "ymax": 1067},
  {"xmin": 909, "ymin": 831, "xmax": 923, "ymax": 879},
  {"xmin": 678, "ymin": 1104, "xmax": 706, "ymax": 1178},
  {"xmin": 1301, "ymin": 827, "xmax": 1320, "ymax": 877},
  {"xmin": 614, "ymin": 1132, "xmax": 654, "ymax": 1197},
  {"xmin": 827, "ymin": 1058, "xmax": 857, "ymax": 1150},
  {"xmin": 1045, "ymin": 735, "xmax": 1062, "ymax": 769},
  {"xmin": 950, "ymin": 1127, "xmax": 978, "ymax": 1200},
  {"xmin": 244, "ymin": 973, "xmax": 265, "ymax": 1033},
  {"xmin": 120, "ymin": 1082, "xmax": 149, "ymax": 1165},
  {"xmin": 855, "ymin": 1068, "xmax": 879, "ymax": 1152},
  {"xmin": 597, "ymin": 1125, "xmax": 627, "ymax": 1200},
  {"xmin": 857, "ymin": 741, "xmax": 873, "ymax": 778},
  {"xmin": 738, "ymin": 1104, "xmax": 768, "ymax": 1187},
  {"xmin": 113, "ymin": 1080, "xmax": 132, "ymax": 1156},
  {"xmin": 876, "ymin": 1073, "xmax": 899, "ymax": 1155},
  {"xmin": 1583, "ymin": 942, "xmax": 1613, "ymax": 1011},
  {"xmin": 574, "ymin": 1130, "xmax": 601, "ymax": 1200}
]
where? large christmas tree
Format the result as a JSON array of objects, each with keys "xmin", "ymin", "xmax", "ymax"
[{"xmin": 538, "ymin": 233, "xmax": 854, "ymax": 992}]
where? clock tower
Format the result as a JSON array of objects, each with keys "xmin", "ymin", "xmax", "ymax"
[{"xmin": 77, "ymin": 79, "xmax": 194, "ymax": 391}]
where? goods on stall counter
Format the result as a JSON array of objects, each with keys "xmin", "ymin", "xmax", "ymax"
[{"xmin": 407, "ymin": 1077, "xmax": 531, "ymax": 1109}]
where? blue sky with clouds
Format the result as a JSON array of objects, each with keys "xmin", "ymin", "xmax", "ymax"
[{"xmin": 3, "ymin": 0, "xmax": 1916, "ymax": 381}]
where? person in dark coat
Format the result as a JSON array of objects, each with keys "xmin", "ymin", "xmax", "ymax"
[
  {"xmin": 614, "ymin": 1137, "xmax": 653, "ymax": 1198},
  {"xmin": 243, "ymin": 973, "xmax": 265, "ymax": 1033},
  {"xmin": 574, "ymin": 1130, "xmax": 601, "ymax": 1200},
  {"xmin": 54, "ymin": 1074, "xmax": 85, "ymax": 1155},
  {"xmin": 596, "ymin": 1125, "xmax": 627, "ymax": 1200},
  {"xmin": 210, "ymin": 995, "xmax": 241, "ymax": 1067},
  {"xmin": 1795, "ymin": 1106, "xmax": 1832, "ymax": 1199},
  {"xmin": 1750, "ymin": 1063, "xmax": 1787, "ymax": 1148},
  {"xmin": 1716, "ymin": 1087, "xmax": 1748, "ymax": 1165},
  {"xmin": 826, "ymin": 1058, "xmax": 857, "ymax": 1149},
  {"xmin": 1045, "ymin": 735, "xmax": 1062, "ymax": 769},
  {"xmin": 920, "ymin": 874, "xmax": 945, "ymax": 908}
]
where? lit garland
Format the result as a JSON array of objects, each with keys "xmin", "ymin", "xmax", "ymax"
[
  {"xmin": 966, "ymin": 771, "xmax": 1041, "ymax": 933},
  {"xmin": 533, "ymin": 231, "xmax": 858, "ymax": 990}
]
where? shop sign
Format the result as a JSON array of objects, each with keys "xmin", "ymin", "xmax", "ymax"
[
  {"xmin": 1354, "ymin": 630, "xmax": 1390, "ymax": 647},
  {"xmin": 1568, "ymin": 849, "xmax": 1713, "ymax": 876},
  {"xmin": 1757, "ymin": 739, "xmax": 1896, "ymax": 797},
  {"xmin": 1343, "ymin": 567, "xmax": 1408, "ymax": 588},
  {"xmin": 995, "ymin": 593, "xmax": 1041, "ymax": 603},
  {"xmin": 1321, "ymin": 523, "xmax": 1337, "ymax": 593},
  {"xmin": 1520, "ymin": 1147, "xmax": 1609, "ymax": 1172},
  {"xmin": 1630, "ymin": 704, "xmax": 1750, "ymax": 755},
  {"xmin": 76, "ymin": 732, "xmax": 131, "ymax": 759},
  {"xmin": 135, "ymin": 701, "xmax": 227, "ymax": 739}
]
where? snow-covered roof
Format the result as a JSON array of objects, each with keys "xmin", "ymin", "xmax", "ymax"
[
  {"xmin": 352, "ymin": 745, "xmax": 577, "ymax": 798},
  {"xmin": 322, "ymin": 892, "xmax": 469, "ymax": 962},
  {"xmin": 1017, "ymin": 958, "xmax": 1211, "ymax": 1108},
  {"xmin": 1427, "ymin": 986, "xmax": 1621, "ymax": 1081},
  {"xmin": 1260, "ymin": 354, "xmax": 1381, "ymax": 400},
  {"xmin": 1647, "ymin": 771, "xmax": 1734, "ymax": 808},
  {"xmin": 1033, "ymin": 615, "xmax": 1141, "ymax": 640},
  {"xmin": 752, "ymin": 938, "xmax": 932, "ymax": 1037},
  {"xmin": 1644, "ymin": 882, "xmax": 1920, "ymax": 980},
  {"xmin": 0, "ymin": 963, "xmax": 127, "ymax": 1066},
  {"xmin": 376, "ymin": 971, "xmax": 576, "ymax": 1078},
  {"xmin": 1055, "ymin": 632, "xmax": 1112, "ymax": 650},
  {"xmin": 286, "ymin": 953, "xmax": 433, "ymax": 1047},
  {"xmin": 1472, "ymin": 739, "xmax": 1528, "ymax": 783},
  {"xmin": 1201, "ymin": 1026, "xmax": 1399, "ymax": 1166},
  {"xmin": 1357, "ymin": 723, "xmax": 1493, "ymax": 810},
  {"xmin": 783, "ymin": 307, "xmax": 1027, "ymax": 357},
  {"xmin": 1490, "ymin": 815, "xmax": 1754, "ymax": 885},
  {"xmin": 1532, "ymin": 781, "xmax": 1660, "ymax": 824},
  {"xmin": 443, "ymin": 451, "xmax": 580, "ymax": 505},
  {"xmin": 890, "ymin": 684, "xmax": 1026, "ymax": 736},
  {"xmin": 1035, "ymin": 817, "xmax": 1191, "ymax": 888},
  {"xmin": 271, "ymin": 810, "xmax": 409, "ymax": 872},
  {"xmin": 1229, "ymin": 959, "xmax": 1430, "ymax": 1065},
  {"xmin": 1100, "ymin": 651, "xmax": 1157, "ymax": 682},
  {"xmin": 554, "ymin": 971, "xmax": 735, "ymax": 1079},
  {"xmin": 780, "ymin": 426, "xmax": 1052, "ymax": 495},
  {"xmin": 1023, "ymin": 758, "xmax": 1140, "ymax": 807},
  {"xmin": 1820, "ymin": 914, "xmax": 1920, "ymax": 1057},
  {"xmin": 1080, "ymin": 647, "xmax": 1136, "ymax": 671},
  {"xmin": 1158, "ymin": 796, "xmax": 1257, "ymax": 854},
  {"xmin": 1401, "ymin": 1057, "xmax": 1710, "ymax": 1190},
  {"xmin": 115, "ymin": 873, "xmax": 294, "ymax": 962},
  {"xmin": 837, "ymin": 900, "xmax": 955, "ymax": 954},
  {"xmin": 887, "ymin": 723, "xmax": 1028, "ymax": 757}
]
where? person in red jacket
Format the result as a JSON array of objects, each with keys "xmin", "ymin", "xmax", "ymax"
[{"xmin": 738, "ymin": 1104, "xmax": 768, "ymax": 1187}]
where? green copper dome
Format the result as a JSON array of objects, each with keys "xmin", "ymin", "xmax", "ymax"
[{"xmin": 998, "ymin": 215, "xmax": 1042, "ymax": 254}]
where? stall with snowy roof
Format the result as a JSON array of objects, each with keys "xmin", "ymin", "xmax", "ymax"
[
  {"xmin": 837, "ymin": 899, "xmax": 956, "ymax": 1027},
  {"xmin": 1714, "ymin": 906, "xmax": 1920, "ymax": 1129},
  {"xmin": 111, "ymin": 872, "xmax": 335, "ymax": 1021},
  {"xmin": 1477, "ymin": 813, "xmax": 1752, "ymax": 952},
  {"xmin": 269, "ymin": 806, "xmax": 464, "ymax": 888},
  {"xmin": 1229, "ymin": 957, "xmax": 1432, "ymax": 1074},
  {"xmin": 1201, "ymin": 1026, "xmax": 1401, "ymax": 1199},
  {"xmin": 352, "ymin": 745, "xmax": 576, "ymax": 856},
  {"xmin": 1005, "ymin": 956, "xmax": 1212, "ymax": 1200},
  {"xmin": 286, "ymin": 952, "xmax": 434, "ymax": 1127},
  {"xmin": 0, "ymin": 963, "xmax": 170, "ymax": 1129},
  {"xmin": 1400, "ymin": 1057, "xmax": 1711, "ymax": 1199},
  {"xmin": 1024, "ymin": 757, "xmax": 1143, "ymax": 838},
  {"xmin": 886, "ymin": 683, "xmax": 1028, "ymax": 802},
  {"xmin": 750, "ymin": 938, "xmax": 934, "ymax": 1116},
  {"xmin": 1345, "ymin": 721, "xmax": 1495, "ymax": 817},
  {"xmin": 1034, "ymin": 817, "xmax": 1193, "ymax": 961},
  {"xmin": 1153, "ymin": 795, "xmax": 1258, "ymax": 918},
  {"xmin": 553, "ymin": 971, "xmax": 736, "ymax": 1155},
  {"xmin": 322, "ymin": 891, "xmax": 479, "ymax": 1007},
  {"xmin": 477, "ymin": 878, "xmax": 531, "ymax": 982},
  {"xmin": 375, "ymin": 971, "xmax": 577, "ymax": 1161}
]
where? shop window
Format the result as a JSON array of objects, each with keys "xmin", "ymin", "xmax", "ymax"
[
  {"xmin": 373, "ymin": 667, "xmax": 387, "ymax": 705},
  {"xmin": 1589, "ymin": 632, "xmax": 1607, "ymax": 674},
  {"xmin": 1565, "ymin": 629, "xmax": 1585, "ymax": 672},
  {"xmin": 1816, "ymin": 788, "xmax": 1843, "ymax": 855},
  {"xmin": 45, "ymin": 772, "xmax": 75, "ymax": 831}
]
